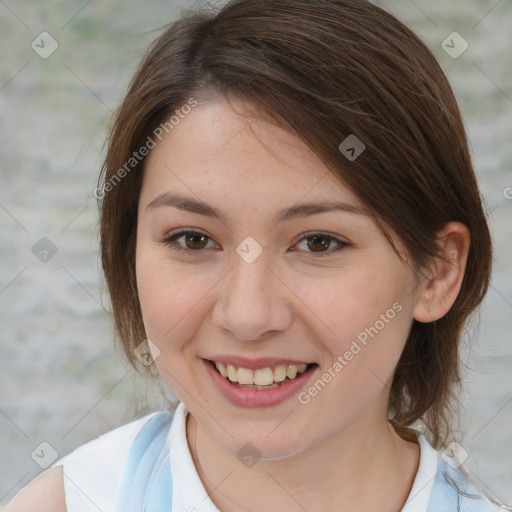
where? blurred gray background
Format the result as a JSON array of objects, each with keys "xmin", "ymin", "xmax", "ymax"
[{"xmin": 1, "ymin": 0, "xmax": 511, "ymax": 507}]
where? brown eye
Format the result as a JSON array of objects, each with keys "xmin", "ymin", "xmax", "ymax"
[
  {"xmin": 306, "ymin": 235, "xmax": 332, "ymax": 253},
  {"xmin": 183, "ymin": 232, "xmax": 209, "ymax": 250},
  {"xmin": 162, "ymin": 229, "xmax": 217, "ymax": 254},
  {"xmin": 295, "ymin": 232, "xmax": 350, "ymax": 257}
]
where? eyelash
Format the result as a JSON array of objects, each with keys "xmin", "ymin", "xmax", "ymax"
[{"xmin": 160, "ymin": 228, "xmax": 350, "ymax": 257}]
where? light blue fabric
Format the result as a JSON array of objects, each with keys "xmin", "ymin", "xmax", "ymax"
[
  {"xmin": 426, "ymin": 455, "xmax": 504, "ymax": 512},
  {"xmin": 113, "ymin": 411, "xmax": 505, "ymax": 512},
  {"xmin": 113, "ymin": 411, "xmax": 174, "ymax": 512}
]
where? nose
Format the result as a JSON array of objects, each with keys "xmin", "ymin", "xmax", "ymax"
[{"xmin": 211, "ymin": 250, "xmax": 293, "ymax": 341}]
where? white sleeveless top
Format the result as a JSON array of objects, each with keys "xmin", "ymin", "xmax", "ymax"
[
  {"xmin": 12, "ymin": 401, "xmax": 506, "ymax": 511},
  {"xmin": 50, "ymin": 402, "xmax": 221, "ymax": 511}
]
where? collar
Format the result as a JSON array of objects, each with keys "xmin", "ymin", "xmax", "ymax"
[{"xmin": 169, "ymin": 403, "xmax": 438, "ymax": 512}]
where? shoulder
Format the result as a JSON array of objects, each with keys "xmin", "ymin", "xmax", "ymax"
[
  {"xmin": 6, "ymin": 411, "xmax": 166, "ymax": 512},
  {"xmin": 55, "ymin": 411, "xmax": 162, "ymax": 469},
  {"xmin": 5, "ymin": 466, "xmax": 66, "ymax": 512}
]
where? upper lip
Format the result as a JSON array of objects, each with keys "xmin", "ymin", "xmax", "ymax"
[{"xmin": 205, "ymin": 355, "xmax": 314, "ymax": 370}]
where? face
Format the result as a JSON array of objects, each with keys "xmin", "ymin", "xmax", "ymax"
[{"xmin": 136, "ymin": 96, "xmax": 422, "ymax": 460}]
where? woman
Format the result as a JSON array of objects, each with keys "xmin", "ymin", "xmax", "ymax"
[{"xmin": 8, "ymin": 0, "xmax": 510, "ymax": 510}]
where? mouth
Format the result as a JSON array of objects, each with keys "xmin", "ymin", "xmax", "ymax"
[{"xmin": 206, "ymin": 359, "xmax": 317, "ymax": 390}]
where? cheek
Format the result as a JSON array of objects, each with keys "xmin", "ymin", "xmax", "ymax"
[
  {"xmin": 297, "ymin": 256, "xmax": 414, "ymax": 398},
  {"xmin": 136, "ymin": 246, "xmax": 213, "ymax": 348},
  {"xmin": 298, "ymin": 300, "xmax": 412, "ymax": 432},
  {"xmin": 300, "ymin": 257, "xmax": 410, "ymax": 343},
  {"xmin": 135, "ymin": 251, "xmax": 212, "ymax": 395}
]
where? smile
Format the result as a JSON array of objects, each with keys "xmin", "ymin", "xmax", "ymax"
[
  {"xmin": 203, "ymin": 358, "xmax": 318, "ymax": 408},
  {"xmin": 212, "ymin": 360, "xmax": 311, "ymax": 389}
]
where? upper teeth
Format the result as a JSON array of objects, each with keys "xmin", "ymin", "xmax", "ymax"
[{"xmin": 214, "ymin": 362, "xmax": 308, "ymax": 386}]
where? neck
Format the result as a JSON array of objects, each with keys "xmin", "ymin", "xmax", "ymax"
[{"xmin": 186, "ymin": 404, "xmax": 420, "ymax": 512}]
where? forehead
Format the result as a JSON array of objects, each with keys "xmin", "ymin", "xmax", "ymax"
[{"xmin": 141, "ymin": 97, "xmax": 361, "ymax": 209}]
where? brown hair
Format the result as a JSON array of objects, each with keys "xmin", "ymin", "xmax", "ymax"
[{"xmin": 99, "ymin": 0, "xmax": 492, "ymax": 450}]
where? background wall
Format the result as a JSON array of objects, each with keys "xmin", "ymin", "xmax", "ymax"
[{"xmin": 1, "ymin": 0, "xmax": 511, "ymax": 507}]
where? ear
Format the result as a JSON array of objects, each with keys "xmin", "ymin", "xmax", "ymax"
[{"xmin": 413, "ymin": 222, "xmax": 470, "ymax": 323}]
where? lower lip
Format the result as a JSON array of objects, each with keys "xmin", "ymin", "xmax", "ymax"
[{"xmin": 203, "ymin": 359, "xmax": 317, "ymax": 408}]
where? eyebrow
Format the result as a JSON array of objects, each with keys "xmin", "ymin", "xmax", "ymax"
[{"xmin": 146, "ymin": 192, "xmax": 369, "ymax": 223}]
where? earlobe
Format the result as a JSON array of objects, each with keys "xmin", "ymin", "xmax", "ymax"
[{"xmin": 413, "ymin": 222, "xmax": 470, "ymax": 323}]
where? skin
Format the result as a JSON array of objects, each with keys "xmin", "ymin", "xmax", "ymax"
[
  {"xmin": 7, "ymin": 95, "xmax": 469, "ymax": 511},
  {"xmin": 6, "ymin": 466, "xmax": 66, "ymax": 512}
]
